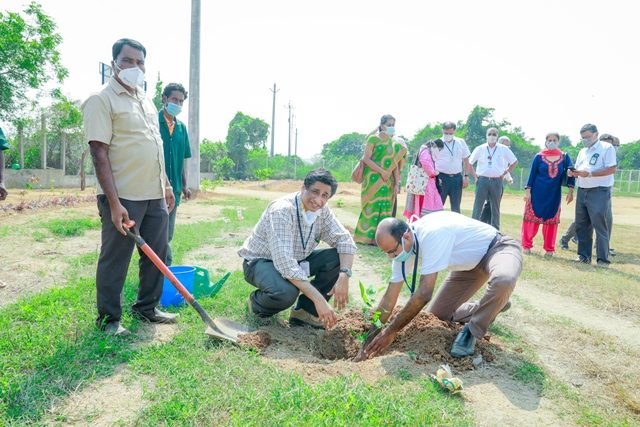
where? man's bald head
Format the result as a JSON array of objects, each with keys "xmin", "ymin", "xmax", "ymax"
[{"xmin": 376, "ymin": 217, "xmax": 410, "ymax": 255}]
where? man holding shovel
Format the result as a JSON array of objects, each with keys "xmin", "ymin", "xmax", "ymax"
[
  {"xmin": 83, "ymin": 38, "xmax": 176, "ymax": 336},
  {"xmin": 239, "ymin": 168, "xmax": 357, "ymax": 329},
  {"xmin": 358, "ymin": 212, "xmax": 521, "ymax": 360}
]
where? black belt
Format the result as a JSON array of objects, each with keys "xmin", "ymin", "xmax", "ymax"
[
  {"xmin": 488, "ymin": 233, "xmax": 502, "ymax": 250},
  {"xmin": 578, "ymin": 186, "xmax": 611, "ymax": 190},
  {"xmin": 440, "ymin": 172, "xmax": 462, "ymax": 177},
  {"xmin": 479, "ymin": 176, "xmax": 502, "ymax": 180}
]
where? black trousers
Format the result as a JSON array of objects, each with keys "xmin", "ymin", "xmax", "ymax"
[
  {"xmin": 437, "ymin": 173, "xmax": 463, "ymax": 213},
  {"xmin": 243, "ymin": 248, "xmax": 340, "ymax": 317},
  {"xmin": 96, "ymin": 196, "xmax": 169, "ymax": 324},
  {"xmin": 575, "ymin": 187, "xmax": 611, "ymax": 263}
]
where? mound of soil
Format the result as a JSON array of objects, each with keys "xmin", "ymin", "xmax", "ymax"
[
  {"xmin": 314, "ymin": 309, "xmax": 497, "ymax": 370},
  {"xmin": 237, "ymin": 331, "xmax": 272, "ymax": 352}
]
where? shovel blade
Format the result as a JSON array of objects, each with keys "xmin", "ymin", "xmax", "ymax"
[
  {"xmin": 213, "ymin": 317, "xmax": 256, "ymax": 340},
  {"xmin": 205, "ymin": 325, "xmax": 238, "ymax": 343}
]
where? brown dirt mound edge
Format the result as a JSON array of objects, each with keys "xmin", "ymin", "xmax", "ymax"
[
  {"xmin": 237, "ymin": 330, "xmax": 272, "ymax": 352},
  {"xmin": 238, "ymin": 309, "xmax": 500, "ymax": 370}
]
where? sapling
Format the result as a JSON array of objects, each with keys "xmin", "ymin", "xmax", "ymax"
[{"xmin": 357, "ymin": 281, "xmax": 383, "ymax": 342}]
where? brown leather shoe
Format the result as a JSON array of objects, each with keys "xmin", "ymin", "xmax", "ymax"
[
  {"xmin": 289, "ymin": 307, "xmax": 323, "ymax": 329},
  {"xmin": 132, "ymin": 308, "xmax": 179, "ymax": 324}
]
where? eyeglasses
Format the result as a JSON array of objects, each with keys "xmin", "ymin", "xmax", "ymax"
[
  {"xmin": 487, "ymin": 133, "xmax": 498, "ymax": 136},
  {"xmin": 386, "ymin": 240, "xmax": 402, "ymax": 255}
]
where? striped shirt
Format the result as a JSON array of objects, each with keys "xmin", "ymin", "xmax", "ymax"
[{"xmin": 238, "ymin": 192, "xmax": 357, "ymax": 281}]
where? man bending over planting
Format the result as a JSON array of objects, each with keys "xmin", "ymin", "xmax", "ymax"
[
  {"xmin": 239, "ymin": 168, "xmax": 357, "ymax": 330},
  {"xmin": 360, "ymin": 212, "xmax": 521, "ymax": 359}
]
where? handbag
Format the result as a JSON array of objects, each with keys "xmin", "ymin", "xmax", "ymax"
[
  {"xmin": 405, "ymin": 146, "xmax": 429, "ymax": 195},
  {"xmin": 351, "ymin": 159, "xmax": 364, "ymax": 184}
]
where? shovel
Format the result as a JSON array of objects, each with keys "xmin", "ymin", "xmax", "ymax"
[{"xmin": 123, "ymin": 221, "xmax": 255, "ymax": 343}]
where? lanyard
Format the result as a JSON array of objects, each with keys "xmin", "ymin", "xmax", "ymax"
[
  {"xmin": 401, "ymin": 230, "xmax": 420, "ymax": 295},
  {"xmin": 443, "ymin": 140, "xmax": 456, "ymax": 157},
  {"xmin": 295, "ymin": 195, "xmax": 315, "ymax": 251},
  {"xmin": 486, "ymin": 145, "xmax": 498, "ymax": 162}
]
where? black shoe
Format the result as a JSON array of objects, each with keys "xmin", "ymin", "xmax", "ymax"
[
  {"xmin": 560, "ymin": 241, "xmax": 569, "ymax": 250},
  {"xmin": 500, "ymin": 300, "xmax": 512, "ymax": 313},
  {"xmin": 102, "ymin": 321, "xmax": 130, "ymax": 336},
  {"xmin": 609, "ymin": 248, "xmax": 616, "ymax": 257},
  {"xmin": 450, "ymin": 324, "xmax": 477, "ymax": 358},
  {"xmin": 573, "ymin": 257, "xmax": 591, "ymax": 265},
  {"xmin": 132, "ymin": 308, "xmax": 179, "ymax": 324}
]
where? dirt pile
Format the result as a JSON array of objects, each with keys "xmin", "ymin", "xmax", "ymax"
[
  {"xmin": 314, "ymin": 309, "xmax": 369, "ymax": 359},
  {"xmin": 237, "ymin": 331, "xmax": 272, "ymax": 352},
  {"xmin": 254, "ymin": 309, "xmax": 499, "ymax": 370}
]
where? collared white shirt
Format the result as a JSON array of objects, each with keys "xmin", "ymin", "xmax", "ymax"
[
  {"xmin": 433, "ymin": 137, "xmax": 470, "ymax": 174},
  {"xmin": 469, "ymin": 143, "xmax": 517, "ymax": 178},
  {"xmin": 575, "ymin": 141, "xmax": 617, "ymax": 188},
  {"xmin": 390, "ymin": 211, "xmax": 497, "ymax": 282}
]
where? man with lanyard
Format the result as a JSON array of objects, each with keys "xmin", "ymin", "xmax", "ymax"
[
  {"xmin": 359, "ymin": 212, "xmax": 522, "ymax": 359},
  {"xmin": 469, "ymin": 128, "xmax": 518, "ymax": 230},
  {"xmin": 238, "ymin": 168, "xmax": 357, "ymax": 329},
  {"xmin": 432, "ymin": 121, "xmax": 475, "ymax": 213},
  {"xmin": 568, "ymin": 124, "xmax": 617, "ymax": 267},
  {"xmin": 158, "ymin": 82, "xmax": 192, "ymax": 266}
]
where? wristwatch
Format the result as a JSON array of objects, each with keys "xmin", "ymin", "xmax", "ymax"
[{"xmin": 339, "ymin": 267, "xmax": 352, "ymax": 278}]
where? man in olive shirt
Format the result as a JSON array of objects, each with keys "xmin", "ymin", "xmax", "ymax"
[
  {"xmin": 83, "ymin": 38, "xmax": 176, "ymax": 336},
  {"xmin": 159, "ymin": 83, "xmax": 192, "ymax": 266}
]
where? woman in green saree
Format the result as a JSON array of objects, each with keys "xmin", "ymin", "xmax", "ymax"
[{"xmin": 354, "ymin": 114, "xmax": 407, "ymax": 244}]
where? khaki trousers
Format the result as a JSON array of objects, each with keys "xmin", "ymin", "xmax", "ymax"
[{"xmin": 428, "ymin": 234, "xmax": 523, "ymax": 338}]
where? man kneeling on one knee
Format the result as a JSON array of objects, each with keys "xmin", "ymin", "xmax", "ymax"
[
  {"xmin": 238, "ymin": 168, "xmax": 357, "ymax": 329},
  {"xmin": 361, "ymin": 212, "xmax": 522, "ymax": 359}
]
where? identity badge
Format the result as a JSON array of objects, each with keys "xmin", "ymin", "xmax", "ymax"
[
  {"xmin": 589, "ymin": 153, "xmax": 600, "ymax": 166},
  {"xmin": 299, "ymin": 260, "xmax": 310, "ymax": 277}
]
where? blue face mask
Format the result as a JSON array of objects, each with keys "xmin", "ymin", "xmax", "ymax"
[
  {"xmin": 384, "ymin": 126, "xmax": 395, "ymax": 136},
  {"xmin": 165, "ymin": 102, "xmax": 182, "ymax": 116},
  {"xmin": 394, "ymin": 237, "xmax": 413, "ymax": 263}
]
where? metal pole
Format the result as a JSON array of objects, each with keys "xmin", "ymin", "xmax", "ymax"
[
  {"xmin": 41, "ymin": 111, "xmax": 47, "ymax": 169},
  {"xmin": 287, "ymin": 101, "xmax": 292, "ymax": 157},
  {"xmin": 270, "ymin": 83, "xmax": 278, "ymax": 157}
]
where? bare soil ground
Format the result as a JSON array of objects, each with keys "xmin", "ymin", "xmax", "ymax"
[{"xmin": 3, "ymin": 182, "xmax": 640, "ymax": 425}]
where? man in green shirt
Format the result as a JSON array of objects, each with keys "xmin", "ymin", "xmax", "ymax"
[
  {"xmin": 159, "ymin": 83, "xmax": 192, "ymax": 265},
  {"xmin": 0, "ymin": 127, "xmax": 9, "ymax": 201}
]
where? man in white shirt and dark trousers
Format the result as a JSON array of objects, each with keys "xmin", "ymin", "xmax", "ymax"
[
  {"xmin": 569, "ymin": 124, "xmax": 617, "ymax": 267},
  {"xmin": 433, "ymin": 121, "xmax": 475, "ymax": 213},
  {"xmin": 469, "ymin": 128, "xmax": 518, "ymax": 230},
  {"xmin": 358, "ymin": 212, "xmax": 522, "ymax": 360}
]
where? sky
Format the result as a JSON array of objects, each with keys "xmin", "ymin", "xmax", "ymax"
[{"xmin": 3, "ymin": 0, "xmax": 639, "ymax": 159}]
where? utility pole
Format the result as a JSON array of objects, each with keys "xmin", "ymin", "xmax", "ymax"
[
  {"xmin": 294, "ymin": 127, "xmax": 298, "ymax": 179},
  {"xmin": 187, "ymin": 0, "xmax": 201, "ymax": 193},
  {"xmin": 41, "ymin": 111, "xmax": 47, "ymax": 169},
  {"xmin": 287, "ymin": 101, "xmax": 293, "ymax": 157},
  {"xmin": 269, "ymin": 83, "xmax": 278, "ymax": 157}
]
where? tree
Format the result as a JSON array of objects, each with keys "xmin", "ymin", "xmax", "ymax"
[
  {"xmin": 47, "ymin": 90, "xmax": 83, "ymax": 174},
  {"xmin": 0, "ymin": 2, "xmax": 68, "ymax": 120},
  {"xmin": 225, "ymin": 112, "xmax": 269, "ymax": 178},
  {"xmin": 617, "ymin": 141, "xmax": 640, "ymax": 169},
  {"xmin": 152, "ymin": 73, "xmax": 163, "ymax": 111},
  {"xmin": 321, "ymin": 132, "xmax": 367, "ymax": 161}
]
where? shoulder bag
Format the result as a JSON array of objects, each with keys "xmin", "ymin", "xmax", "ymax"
[{"xmin": 405, "ymin": 146, "xmax": 429, "ymax": 195}]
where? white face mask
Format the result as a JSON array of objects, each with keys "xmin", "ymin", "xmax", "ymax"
[
  {"xmin": 442, "ymin": 134, "xmax": 454, "ymax": 143},
  {"xmin": 303, "ymin": 210, "xmax": 319, "ymax": 226},
  {"xmin": 487, "ymin": 135, "xmax": 498, "ymax": 144},
  {"xmin": 546, "ymin": 141, "xmax": 560, "ymax": 150},
  {"xmin": 115, "ymin": 63, "xmax": 145, "ymax": 89}
]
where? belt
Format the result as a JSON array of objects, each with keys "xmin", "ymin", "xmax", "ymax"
[
  {"xmin": 440, "ymin": 172, "xmax": 462, "ymax": 177},
  {"xmin": 479, "ymin": 176, "xmax": 502, "ymax": 180},
  {"xmin": 488, "ymin": 232, "xmax": 502, "ymax": 250},
  {"xmin": 578, "ymin": 186, "xmax": 611, "ymax": 190}
]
